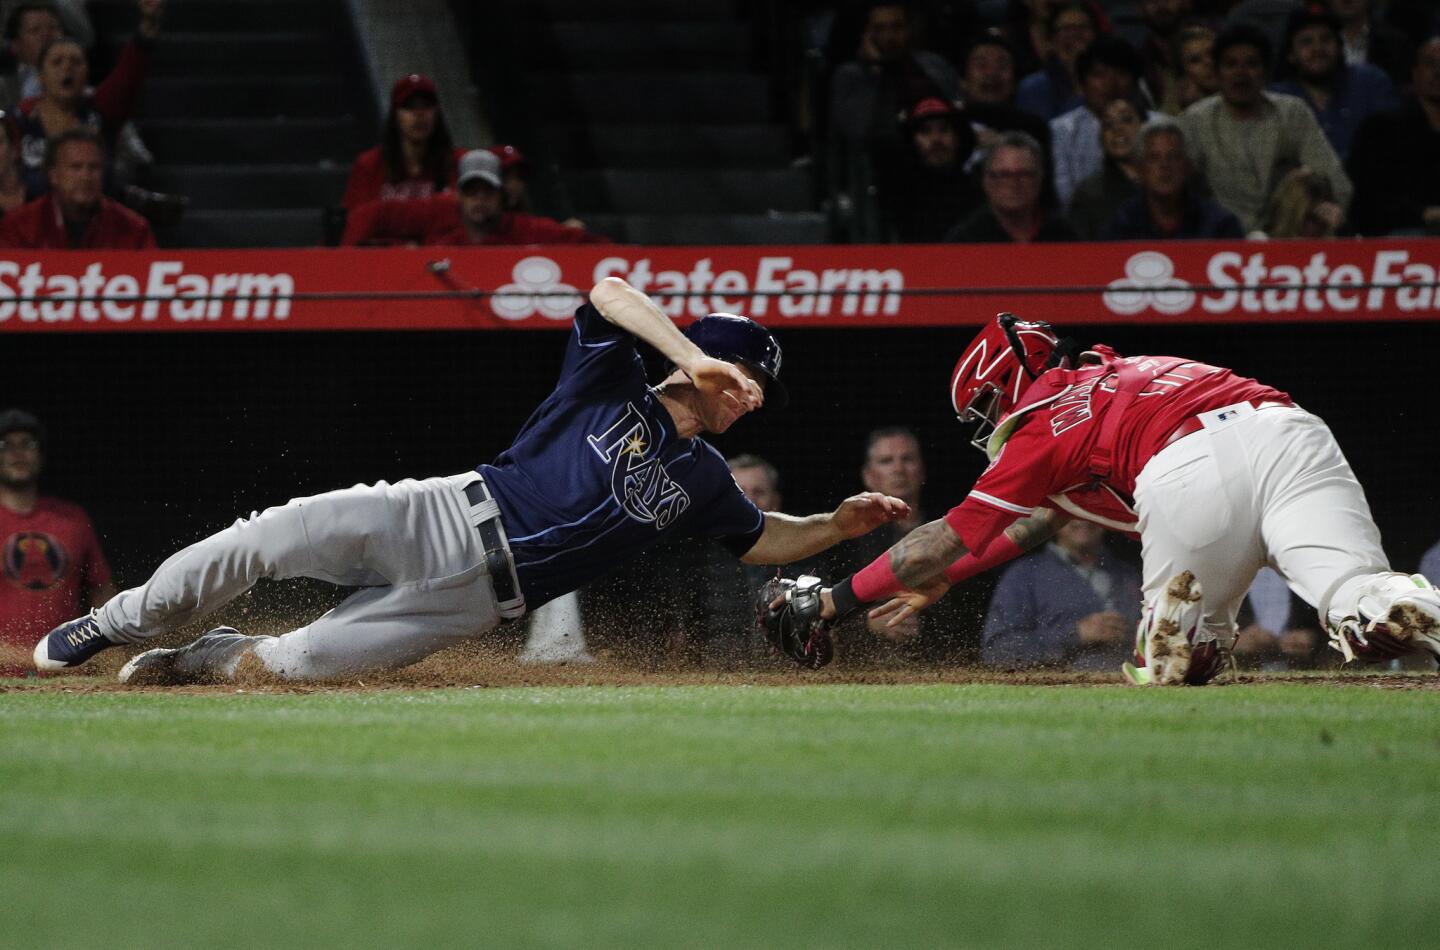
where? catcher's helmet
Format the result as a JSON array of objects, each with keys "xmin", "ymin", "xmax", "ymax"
[
  {"xmin": 949, "ymin": 313, "xmax": 1064, "ymax": 452},
  {"xmin": 683, "ymin": 313, "xmax": 788, "ymax": 409}
]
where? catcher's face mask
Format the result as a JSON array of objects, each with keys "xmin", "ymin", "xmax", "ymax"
[{"xmin": 949, "ymin": 313, "xmax": 1065, "ymax": 454}]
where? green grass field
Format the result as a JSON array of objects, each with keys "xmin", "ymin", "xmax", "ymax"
[{"xmin": 3, "ymin": 680, "xmax": 1438, "ymax": 949}]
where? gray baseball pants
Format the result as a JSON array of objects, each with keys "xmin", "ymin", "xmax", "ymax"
[{"xmin": 98, "ymin": 473, "xmax": 509, "ymax": 679}]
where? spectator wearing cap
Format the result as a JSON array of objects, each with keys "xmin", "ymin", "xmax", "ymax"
[
  {"xmin": 1179, "ymin": 21, "xmax": 1351, "ymax": 232},
  {"xmin": 0, "ymin": 409, "xmax": 114, "ymax": 677},
  {"xmin": 944, "ymin": 130, "xmax": 1076, "ymax": 243},
  {"xmin": 0, "ymin": 126, "xmax": 153, "ymax": 247},
  {"xmin": 883, "ymin": 97, "xmax": 978, "ymax": 242},
  {"xmin": 954, "ymin": 30, "xmax": 1052, "ymax": 164},
  {"xmin": 13, "ymin": 0, "xmax": 161, "ymax": 198},
  {"xmin": 1067, "ymin": 97, "xmax": 1144, "ymax": 238},
  {"xmin": 342, "ymin": 149, "xmax": 608, "ymax": 246},
  {"xmin": 1346, "ymin": 36, "xmax": 1440, "ymax": 236},
  {"xmin": 489, "ymin": 144, "xmax": 527, "ymax": 211},
  {"xmin": 1015, "ymin": 1, "xmax": 1102, "ymax": 123},
  {"xmin": 1049, "ymin": 36, "xmax": 1145, "ymax": 208},
  {"xmin": 488, "ymin": 142, "xmax": 588, "ymax": 231},
  {"xmin": 342, "ymin": 73, "xmax": 465, "ymax": 213},
  {"xmin": 1099, "ymin": 118, "xmax": 1242, "ymax": 239},
  {"xmin": 1269, "ymin": 4, "xmax": 1396, "ymax": 160}
]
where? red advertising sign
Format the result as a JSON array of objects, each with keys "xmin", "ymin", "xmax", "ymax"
[{"xmin": 1, "ymin": 239, "xmax": 1437, "ymax": 332}]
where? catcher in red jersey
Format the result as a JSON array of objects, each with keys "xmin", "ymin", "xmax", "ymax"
[{"xmin": 783, "ymin": 313, "xmax": 1440, "ymax": 684}]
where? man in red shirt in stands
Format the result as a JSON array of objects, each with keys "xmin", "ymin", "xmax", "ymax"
[
  {"xmin": 342, "ymin": 148, "xmax": 607, "ymax": 246},
  {"xmin": 0, "ymin": 126, "xmax": 154, "ymax": 248},
  {"xmin": 0, "ymin": 409, "xmax": 114, "ymax": 676}
]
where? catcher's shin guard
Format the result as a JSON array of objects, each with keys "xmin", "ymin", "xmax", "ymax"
[
  {"xmin": 1123, "ymin": 571, "xmax": 1229, "ymax": 686},
  {"xmin": 1324, "ymin": 573, "xmax": 1440, "ymax": 664}
]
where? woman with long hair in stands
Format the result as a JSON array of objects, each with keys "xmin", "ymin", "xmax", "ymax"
[{"xmin": 343, "ymin": 73, "xmax": 465, "ymax": 211}]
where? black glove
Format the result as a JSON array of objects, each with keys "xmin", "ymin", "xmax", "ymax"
[{"xmin": 757, "ymin": 575, "xmax": 834, "ymax": 670}]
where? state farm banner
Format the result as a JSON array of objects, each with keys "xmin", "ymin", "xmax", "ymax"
[{"xmin": 1, "ymin": 239, "xmax": 1437, "ymax": 332}]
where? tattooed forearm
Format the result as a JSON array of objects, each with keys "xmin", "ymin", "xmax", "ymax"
[
  {"xmin": 1002, "ymin": 508, "xmax": 1068, "ymax": 552},
  {"xmin": 887, "ymin": 519, "xmax": 969, "ymax": 587}
]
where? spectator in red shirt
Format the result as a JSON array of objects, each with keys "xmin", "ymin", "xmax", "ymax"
[
  {"xmin": 0, "ymin": 125, "xmax": 155, "ymax": 247},
  {"xmin": 342, "ymin": 73, "xmax": 465, "ymax": 212},
  {"xmin": 0, "ymin": 409, "xmax": 114, "ymax": 676},
  {"xmin": 488, "ymin": 142, "xmax": 589, "ymax": 230},
  {"xmin": 342, "ymin": 149, "xmax": 608, "ymax": 246}
]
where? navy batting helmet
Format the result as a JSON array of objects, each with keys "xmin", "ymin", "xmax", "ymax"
[{"xmin": 683, "ymin": 313, "xmax": 788, "ymax": 409}]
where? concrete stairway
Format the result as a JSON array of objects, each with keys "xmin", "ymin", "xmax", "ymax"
[
  {"xmin": 501, "ymin": 0, "xmax": 825, "ymax": 245},
  {"xmin": 89, "ymin": 0, "xmax": 372, "ymax": 247}
]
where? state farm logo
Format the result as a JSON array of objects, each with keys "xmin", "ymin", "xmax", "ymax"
[
  {"xmin": 1100, "ymin": 247, "xmax": 1438, "ymax": 317},
  {"xmin": 1103, "ymin": 251, "xmax": 1195, "ymax": 315},
  {"xmin": 490, "ymin": 256, "xmax": 583, "ymax": 321}
]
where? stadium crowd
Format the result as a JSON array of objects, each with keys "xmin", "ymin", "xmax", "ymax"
[
  {"xmin": 820, "ymin": 0, "xmax": 1440, "ymax": 243},
  {"xmin": 0, "ymin": 0, "xmax": 1433, "ymax": 248}
]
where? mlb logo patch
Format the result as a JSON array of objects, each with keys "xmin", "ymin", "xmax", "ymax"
[{"xmin": 1217, "ymin": 409, "xmax": 1238, "ymax": 422}]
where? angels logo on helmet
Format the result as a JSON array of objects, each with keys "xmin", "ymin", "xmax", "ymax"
[{"xmin": 948, "ymin": 313, "xmax": 1068, "ymax": 453}]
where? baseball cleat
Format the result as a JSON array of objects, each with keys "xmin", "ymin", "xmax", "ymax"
[
  {"xmin": 1326, "ymin": 574, "xmax": 1440, "ymax": 663},
  {"xmin": 119, "ymin": 627, "xmax": 259, "ymax": 685},
  {"xmin": 1126, "ymin": 571, "xmax": 1227, "ymax": 686},
  {"xmin": 33, "ymin": 611, "xmax": 118, "ymax": 671}
]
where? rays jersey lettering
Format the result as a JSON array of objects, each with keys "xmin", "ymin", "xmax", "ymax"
[{"xmin": 587, "ymin": 402, "xmax": 691, "ymax": 529}]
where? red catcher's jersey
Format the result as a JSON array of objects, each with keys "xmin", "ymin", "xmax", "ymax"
[
  {"xmin": 0, "ymin": 498, "xmax": 111, "ymax": 654},
  {"xmin": 945, "ymin": 355, "xmax": 1289, "ymax": 554}
]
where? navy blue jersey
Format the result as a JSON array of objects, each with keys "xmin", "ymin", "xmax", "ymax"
[{"xmin": 478, "ymin": 304, "xmax": 765, "ymax": 609}]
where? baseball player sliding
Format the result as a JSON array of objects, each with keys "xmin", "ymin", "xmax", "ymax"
[
  {"xmin": 763, "ymin": 314, "xmax": 1440, "ymax": 684},
  {"xmin": 34, "ymin": 278, "xmax": 909, "ymax": 684}
]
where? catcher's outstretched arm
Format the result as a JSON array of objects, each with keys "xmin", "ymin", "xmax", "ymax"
[
  {"xmin": 822, "ymin": 508, "xmax": 1067, "ymax": 622},
  {"xmin": 741, "ymin": 492, "xmax": 909, "ymax": 565}
]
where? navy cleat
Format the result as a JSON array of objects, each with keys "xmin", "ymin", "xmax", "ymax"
[{"xmin": 33, "ymin": 611, "xmax": 118, "ymax": 671}]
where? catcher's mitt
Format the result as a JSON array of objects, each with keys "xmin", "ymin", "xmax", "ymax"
[{"xmin": 757, "ymin": 574, "xmax": 834, "ymax": 670}]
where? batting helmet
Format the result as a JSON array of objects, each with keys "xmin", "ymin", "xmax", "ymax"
[
  {"xmin": 949, "ymin": 313, "xmax": 1064, "ymax": 452},
  {"xmin": 684, "ymin": 313, "xmax": 788, "ymax": 409}
]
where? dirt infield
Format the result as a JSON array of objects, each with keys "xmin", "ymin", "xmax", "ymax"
[{"xmin": 4, "ymin": 639, "xmax": 1437, "ymax": 694}]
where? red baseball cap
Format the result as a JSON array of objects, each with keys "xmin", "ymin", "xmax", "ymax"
[
  {"xmin": 488, "ymin": 144, "xmax": 527, "ymax": 170},
  {"xmin": 391, "ymin": 73, "xmax": 438, "ymax": 108},
  {"xmin": 905, "ymin": 97, "xmax": 957, "ymax": 124}
]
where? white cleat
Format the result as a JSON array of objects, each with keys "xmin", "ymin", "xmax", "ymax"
[
  {"xmin": 1124, "ymin": 571, "xmax": 1218, "ymax": 686},
  {"xmin": 1326, "ymin": 574, "xmax": 1440, "ymax": 664}
]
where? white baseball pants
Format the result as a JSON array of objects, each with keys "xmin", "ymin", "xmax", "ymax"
[
  {"xmin": 1132, "ymin": 403, "xmax": 1389, "ymax": 643},
  {"xmin": 98, "ymin": 473, "xmax": 503, "ymax": 679}
]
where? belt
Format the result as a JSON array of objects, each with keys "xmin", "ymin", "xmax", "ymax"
[
  {"xmin": 1163, "ymin": 398, "xmax": 1293, "ymax": 447},
  {"xmin": 463, "ymin": 478, "xmax": 526, "ymax": 619}
]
